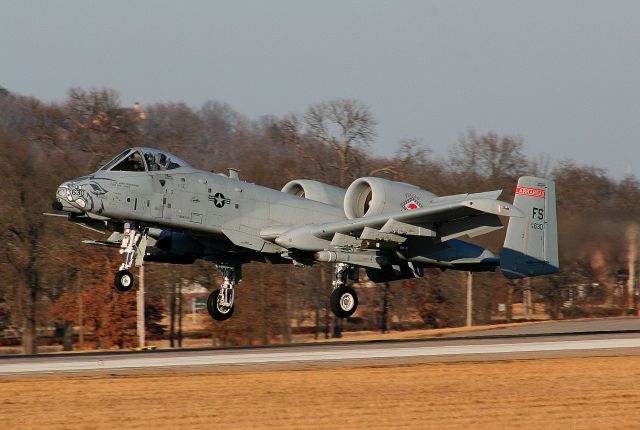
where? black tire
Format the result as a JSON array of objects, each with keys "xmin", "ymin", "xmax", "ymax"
[
  {"xmin": 330, "ymin": 285, "xmax": 358, "ymax": 318},
  {"xmin": 207, "ymin": 291, "xmax": 235, "ymax": 321},
  {"xmin": 114, "ymin": 270, "xmax": 134, "ymax": 292}
]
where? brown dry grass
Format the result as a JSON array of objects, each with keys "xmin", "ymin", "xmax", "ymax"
[{"xmin": 2, "ymin": 356, "xmax": 640, "ymax": 429}]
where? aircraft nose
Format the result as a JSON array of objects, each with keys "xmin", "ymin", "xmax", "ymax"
[
  {"xmin": 56, "ymin": 182, "xmax": 69, "ymax": 200},
  {"xmin": 56, "ymin": 181, "xmax": 74, "ymax": 203},
  {"xmin": 54, "ymin": 181, "xmax": 85, "ymax": 213}
]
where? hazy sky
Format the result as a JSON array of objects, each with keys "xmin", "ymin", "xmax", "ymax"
[{"xmin": 3, "ymin": 1, "xmax": 640, "ymax": 177}]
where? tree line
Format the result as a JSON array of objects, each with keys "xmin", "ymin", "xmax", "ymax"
[{"xmin": 1, "ymin": 86, "xmax": 639, "ymax": 353}]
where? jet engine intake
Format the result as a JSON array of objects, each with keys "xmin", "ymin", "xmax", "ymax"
[
  {"xmin": 281, "ymin": 179, "xmax": 346, "ymax": 208},
  {"xmin": 344, "ymin": 177, "xmax": 437, "ymax": 219}
]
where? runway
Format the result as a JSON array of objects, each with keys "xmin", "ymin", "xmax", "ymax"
[{"xmin": 2, "ymin": 318, "xmax": 640, "ymax": 375}]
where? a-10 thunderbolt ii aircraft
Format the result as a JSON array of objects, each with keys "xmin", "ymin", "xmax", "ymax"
[{"xmin": 52, "ymin": 147, "xmax": 559, "ymax": 321}]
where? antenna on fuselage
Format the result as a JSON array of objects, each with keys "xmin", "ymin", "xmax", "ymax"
[{"xmin": 227, "ymin": 168, "xmax": 240, "ymax": 180}]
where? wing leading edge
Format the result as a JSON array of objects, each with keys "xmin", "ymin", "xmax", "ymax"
[{"xmin": 270, "ymin": 193, "xmax": 523, "ymax": 252}]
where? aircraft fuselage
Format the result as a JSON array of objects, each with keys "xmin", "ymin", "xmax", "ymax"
[{"xmin": 59, "ymin": 167, "xmax": 345, "ymax": 254}]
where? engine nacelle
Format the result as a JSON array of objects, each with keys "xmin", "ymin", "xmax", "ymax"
[
  {"xmin": 281, "ymin": 179, "xmax": 346, "ymax": 208},
  {"xmin": 344, "ymin": 177, "xmax": 436, "ymax": 219}
]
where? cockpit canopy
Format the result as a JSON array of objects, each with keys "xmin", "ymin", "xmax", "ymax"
[{"xmin": 99, "ymin": 147, "xmax": 190, "ymax": 172}]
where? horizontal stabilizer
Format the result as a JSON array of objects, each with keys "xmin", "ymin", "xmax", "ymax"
[{"xmin": 439, "ymin": 213, "xmax": 504, "ymax": 241}]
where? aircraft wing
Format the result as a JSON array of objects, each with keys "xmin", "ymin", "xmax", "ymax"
[
  {"xmin": 82, "ymin": 230, "xmax": 160, "ymax": 248},
  {"xmin": 271, "ymin": 193, "xmax": 523, "ymax": 252},
  {"xmin": 82, "ymin": 232, "xmax": 124, "ymax": 248}
]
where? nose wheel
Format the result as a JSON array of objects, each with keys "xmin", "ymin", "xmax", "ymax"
[
  {"xmin": 114, "ymin": 269, "xmax": 134, "ymax": 292},
  {"xmin": 113, "ymin": 225, "xmax": 148, "ymax": 292}
]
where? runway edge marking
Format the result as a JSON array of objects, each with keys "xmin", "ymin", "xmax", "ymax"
[{"xmin": 2, "ymin": 338, "xmax": 640, "ymax": 375}]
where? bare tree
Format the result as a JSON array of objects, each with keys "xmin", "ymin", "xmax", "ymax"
[
  {"xmin": 449, "ymin": 129, "xmax": 526, "ymax": 190},
  {"xmin": 64, "ymin": 88, "xmax": 141, "ymax": 170},
  {"xmin": 0, "ymin": 137, "xmax": 70, "ymax": 353},
  {"xmin": 304, "ymin": 99, "xmax": 377, "ymax": 186}
]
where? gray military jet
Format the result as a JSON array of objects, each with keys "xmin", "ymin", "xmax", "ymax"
[{"xmin": 52, "ymin": 147, "xmax": 559, "ymax": 321}]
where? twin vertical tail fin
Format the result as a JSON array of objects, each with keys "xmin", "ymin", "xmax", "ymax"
[{"xmin": 500, "ymin": 176, "xmax": 559, "ymax": 279}]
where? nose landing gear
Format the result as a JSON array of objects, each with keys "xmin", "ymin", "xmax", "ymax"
[
  {"xmin": 115, "ymin": 270, "xmax": 134, "ymax": 292},
  {"xmin": 113, "ymin": 225, "xmax": 148, "ymax": 292}
]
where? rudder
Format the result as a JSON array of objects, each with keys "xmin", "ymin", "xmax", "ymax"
[{"xmin": 500, "ymin": 176, "xmax": 559, "ymax": 279}]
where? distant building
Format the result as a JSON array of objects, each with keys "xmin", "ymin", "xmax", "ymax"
[{"xmin": 133, "ymin": 102, "xmax": 147, "ymax": 120}]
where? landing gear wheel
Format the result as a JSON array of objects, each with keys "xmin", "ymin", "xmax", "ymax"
[
  {"xmin": 330, "ymin": 285, "xmax": 358, "ymax": 318},
  {"xmin": 207, "ymin": 290, "xmax": 235, "ymax": 321},
  {"xmin": 114, "ymin": 270, "xmax": 134, "ymax": 292}
]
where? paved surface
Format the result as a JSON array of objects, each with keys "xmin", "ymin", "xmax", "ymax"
[
  {"xmin": 1, "ymin": 336, "xmax": 640, "ymax": 375},
  {"xmin": 1, "ymin": 317, "xmax": 640, "ymax": 376},
  {"xmin": 448, "ymin": 317, "xmax": 640, "ymax": 337}
]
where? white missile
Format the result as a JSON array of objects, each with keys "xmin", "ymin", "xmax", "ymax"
[{"xmin": 314, "ymin": 251, "xmax": 387, "ymax": 268}]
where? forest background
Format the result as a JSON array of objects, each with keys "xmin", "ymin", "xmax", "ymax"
[{"xmin": 1, "ymin": 85, "xmax": 639, "ymax": 354}]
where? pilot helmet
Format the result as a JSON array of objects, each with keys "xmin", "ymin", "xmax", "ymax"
[{"xmin": 156, "ymin": 153, "xmax": 167, "ymax": 167}]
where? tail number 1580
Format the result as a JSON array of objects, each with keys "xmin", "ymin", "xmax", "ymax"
[{"xmin": 531, "ymin": 207, "xmax": 545, "ymax": 229}]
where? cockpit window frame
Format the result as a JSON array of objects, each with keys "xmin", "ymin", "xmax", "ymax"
[
  {"xmin": 143, "ymin": 150, "xmax": 184, "ymax": 172},
  {"xmin": 99, "ymin": 149, "xmax": 131, "ymax": 171},
  {"xmin": 99, "ymin": 148, "xmax": 191, "ymax": 173},
  {"xmin": 109, "ymin": 150, "xmax": 147, "ymax": 173}
]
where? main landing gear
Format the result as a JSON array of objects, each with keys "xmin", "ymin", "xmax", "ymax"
[
  {"xmin": 204, "ymin": 263, "xmax": 359, "ymax": 322},
  {"xmin": 329, "ymin": 263, "xmax": 359, "ymax": 318},
  {"xmin": 207, "ymin": 265, "xmax": 241, "ymax": 321},
  {"xmin": 114, "ymin": 225, "xmax": 148, "ymax": 292}
]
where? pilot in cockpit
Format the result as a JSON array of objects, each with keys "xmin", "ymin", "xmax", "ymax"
[
  {"xmin": 115, "ymin": 152, "xmax": 145, "ymax": 172},
  {"xmin": 144, "ymin": 152, "xmax": 158, "ymax": 171},
  {"xmin": 155, "ymin": 152, "xmax": 169, "ymax": 170},
  {"xmin": 144, "ymin": 152, "xmax": 171, "ymax": 171},
  {"xmin": 100, "ymin": 148, "xmax": 186, "ymax": 172}
]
